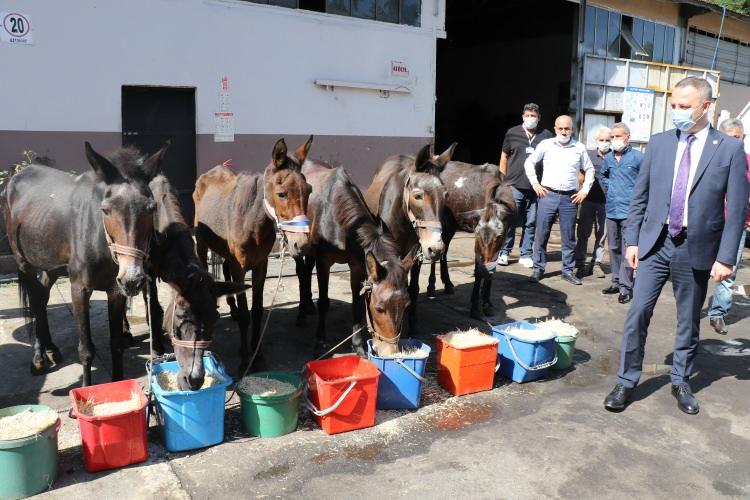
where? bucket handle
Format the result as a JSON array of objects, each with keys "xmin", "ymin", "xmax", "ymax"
[
  {"xmin": 394, "ymin": 359, "xmax": 427, "ymax": 383},
  {"xmin": 305, "ymin": 380, "xmax": 357, "ymax": 417},
  {"xmin": 495, "ymin": 355, "xmax": 502, "ymax": 373},
  {"xmin": 503, "ymin": 333, "xmax": 557, "ymax": 371}
]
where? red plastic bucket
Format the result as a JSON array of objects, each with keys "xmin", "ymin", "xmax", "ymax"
[
  {"xmin": 436, "ymin": 335, "xmax": 499, "ymax": 396},
  {"xmin": 305, "ymin": 356, "xmax": 380, "ymax": 435},
  {"xmin": 69, "ymin": 379, "xmax": 148, "ymax": 472}
]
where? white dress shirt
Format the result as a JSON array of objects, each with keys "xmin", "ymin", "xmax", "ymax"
[
  {"xmin": 524, "ymin": 137, "xmax": 594, "ymax": 193},
  {"xmin": 670, "ymin": 124, "xmax": 709, "ymax": 227}
]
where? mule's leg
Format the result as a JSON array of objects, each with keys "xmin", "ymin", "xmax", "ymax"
[
  {"xmin": 303, "ymin": 256, "xmax": 317, "ymax": 315},
  {"xmin": 249, "ymin": 260, "xmax": 268, "ymax": 370},
  {"xmin": 70, "ymin": 281, "xmax": 95, "ymax": 386},
  {"xmin": 427, "ymin": 261, "xmax": 438, "ymax": 299},
  {"xmin": 224, "ymin": 260, "xmax": 240, "ymax": 322},
  {"xmin": 196, "ymin": 238, "xmax": 209, "ymax": 270},
  {"xmin": 18, "ymin": 266, "xmax": 52, "ymax": 374},
  {"xmin": 482, "ymin": 274, "xmax": 495, "ymax": 317},
  {"xmin": 295, "ymin": 256, "xmax": 316, "ymax": 327},
  {"xmin": 120, "ymin": 290, "xmax": 140, "ymax": 348},
  {"xmin": 470, "ymin": 272, "xmax": 484, "ymax": 320},
  {"xmin": 315, "ymin": 258, "xmax": 331, "ymax": 346},
  {"xmin": 38, "ymin": 270, "xmax": 64, "ymax": 365},
  {"xmin": 147, "ymin": 279, "xmax": 165, "ymax": 355},
  {"xmin": 407, "ymin": 260, "xmax": 422, "ymax": 331},
  {"xmin": 441, "ymin": 231, "xmax": 456, "ymax": 294},
  {"xmin": 107, "ymin": 290, "xmax": 127, "ymax": 381},
  {"xmin": 228, "ymin": 261, "xmax": 251, "ymax": 373},
  {"xmin": 349, "ymin": 262, "xmax": 367, "ymax": 357}
]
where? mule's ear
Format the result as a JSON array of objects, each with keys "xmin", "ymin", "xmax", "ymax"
[
  {"xmin": 213, "ymin": 280, "xmax": 250, "ymax": 298},
  {"xmin": 435, "ymin": 142, "xmax": 457, "ymax": 168},
  {"xmin": 272, "ymin": 138, "xmax": 288, "ymax": 169},
  {"xmin": 365, "ymin": 251, "xmax": 387, "ymax": 282},
  {"xmin": 85, "ymin": 142, "xmax": 119, "ymax": 183},
  {"xmin": 143, "ymin": 141, "xmax": 170, "ymax": 180},
  {"xmin": 414, "ymin": 144, "xmax": 433, "ymax": 172},
  {"xmin": 292, "ymin": 135, "xmax": 314, "ymax": 165},
  {"xmin": 401, "ymin": 244, "xmax": 419, "ymax": 271}
]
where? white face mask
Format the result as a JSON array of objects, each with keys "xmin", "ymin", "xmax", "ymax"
[
  {"xmin": 611, "ymin": 139, "xmax": 627, "ymax": 152},
  {"xmin": 556, "ymin": 134, "xmax": 571, "ymax": 144},
  {"xmin": 523, "ymin": 117, "xmax": 539, "ymax": 130},
  {"xmin": 597, "ymin": 141, "xmax": 611, "ymax": 153}
]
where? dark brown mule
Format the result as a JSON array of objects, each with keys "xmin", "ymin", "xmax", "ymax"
[
  {"xmin": 4, "ymin": 143, "xmax": 163, "ymax": 385},
  {"xmin": 364, "ymin": 143, "xmax": 456, "ymax": 330},
  {"xmin": 129, "ymin": 174, "xmax": 248, "ymax": 390},
  {"xmin": 295, "ymin": 161, "xmax": 415, "ymax": 356},
  {"xmin": 194, "ymin": 137, "xmax": 313, "ymax": 371},
  {"xmin": 427, "ymin": 162, "xmax": 516, "ymax": 319}
]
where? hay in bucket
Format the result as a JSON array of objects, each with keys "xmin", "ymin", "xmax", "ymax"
[
  {"xmin": 156, "ymin": 371, "xmax": 220, "ymax": 392},
  {"xmin": 377, "ymin": 345, "xmax": 429, "ymax": 359},
  {"xmin": 535, "ymin": 318, "xmax": 579, "ymax": 337},
  {"xmin": 76, "ymin": 390, "xmax": 142, "ymax": 417},
  {"xmin": 238, "ymin": 375, "xmax": 297, "ymax": 397},
  {"xmin": 0, "ymin": 408, "xmax": 58, "ymax": 441},
  {"xmin": 442, "ymin": 328, "xmax": 497, "ymax": 348}
]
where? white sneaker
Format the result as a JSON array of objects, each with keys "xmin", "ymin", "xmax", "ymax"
[
  {"xmin": 518, "ymin": 257, "xmax": 534, "ymax": 268},
  {"xmin": 497, "ymin": 254, "xmax": 509, "ymax": 266}
]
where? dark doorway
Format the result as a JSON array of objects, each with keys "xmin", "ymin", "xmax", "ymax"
[
  {"xmin": 435, "ymin": 0, "xmax": 577, "ymax": 164},
  {"xmin": 122, "ymin": 86, "xmax": 197, "ymax": 223}
]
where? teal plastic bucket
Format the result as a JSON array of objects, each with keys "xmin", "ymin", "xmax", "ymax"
[
  {"xmin": 0, "ymin": 405, "xmax": 60, "ymax": 499},
  {"xmin": 551, "ymin": 336, "xmax": 577, "ymax": 370},
  {"xmin": 237, "ymin": 371, "xmax": 302, "ymax": 438}
]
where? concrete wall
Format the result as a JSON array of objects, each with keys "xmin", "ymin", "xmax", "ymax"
[
  {"xmin": 0, "ymin": 0, "xmax": 444, "ymax": 185},
  {"xmin": 718, "ymin": 80, "xmax": 750, "ymax": 117}
]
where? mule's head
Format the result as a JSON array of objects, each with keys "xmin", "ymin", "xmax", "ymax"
[
  {"xmin": 167, "ymin": 270, "xmax": 249, "ymax": 390},
  {"xmin": 264, "ymin": 137, "xmax": 314, "ymax": 258},
  {"xmin": 85, "ymin": 142, "xmax": 165, "ymax": 296},
  {"xmin": 364, "ymin": 248, "xmax": 416, "ymax": 356},
  {"xmin": 405, "ymin": 143, "xmax": 456, "ymax": 262},
  {"xmin": 474, "ymin": 185, "xmax": 516, "ymax": 279}
]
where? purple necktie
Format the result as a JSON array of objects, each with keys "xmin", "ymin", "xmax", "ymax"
[{"xmin": 668, "ymin": 134, "xmax": 696, "ymax": 237}]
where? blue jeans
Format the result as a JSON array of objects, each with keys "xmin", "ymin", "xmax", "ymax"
[
  {"xmin": 533, "ymin": 190, "xmax": 577, "ymax": 274},
  {"xmin": 502, "ymin": 186, "xmax": 537, "ymax": 258},
  {"xmin": 708, "ymin": 229, "xmax": 747, "ymax": 320}
]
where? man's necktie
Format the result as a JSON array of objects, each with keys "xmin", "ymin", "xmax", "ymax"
[{"xmin": 668, "ymin": 134, "xmax": 696, "ymax": 237}]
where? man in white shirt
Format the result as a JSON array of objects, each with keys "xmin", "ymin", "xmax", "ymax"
[{"xmin": 524, "ymin": 115, "xmax": 594, "ymax": 285}]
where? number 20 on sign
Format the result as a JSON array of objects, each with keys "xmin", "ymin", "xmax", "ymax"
[{"xmin": 1, "ymin": 12, "xmax": 33, "ymax": 44}]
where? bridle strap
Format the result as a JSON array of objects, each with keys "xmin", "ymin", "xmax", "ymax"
[
  {"xmin": 360, "ymin": 280, "xmax": 402, "ymax": 345},
  {"xmin": 102, "ymin": 217, "xmax": 150, "ymax": 264},
  {"xmin": 402, "ymin": 179, "xmax": 442, "ymax": 233},
  {"xmin": 263, "ymin": 177, "xmax": 311, "ymax": 234},
  {"xmin": 166, "ymin": 299, "xmax": 213, "ymax": 350}
]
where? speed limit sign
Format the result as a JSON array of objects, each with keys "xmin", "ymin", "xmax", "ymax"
[{"xmin": 1, "ymin": 12, "xmax": 33, "ymax": 45}]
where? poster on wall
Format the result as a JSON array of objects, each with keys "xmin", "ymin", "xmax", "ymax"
[
  {"xmin": 214, "ymin": 112, "xmax": 234, "ymax": 142},
  {"xmin": 622, "ymin": 86, "xmax": 655, "ymax": 142},
  {"xmin": 1, "ymin": 12, "xmax": 33, "ymax": 44}
]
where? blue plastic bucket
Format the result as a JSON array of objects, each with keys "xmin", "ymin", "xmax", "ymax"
[
  {"xmin": 492, "ymin": 321, "xmax": 557, "ymax": 383},
  {"xmin": 367, "ymin": 339, "xmax": 430, "ymax": 410},
  {"xmin": 151, "ymin": 354, "xmax": 232, "ymax": 452}
]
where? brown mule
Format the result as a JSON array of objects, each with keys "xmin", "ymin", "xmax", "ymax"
[
  {"xmin": 295, "ymin": 160, "xmax": 415, "ymax": 357},
  {"xmin": 427, "ymin": 161, "xmax": 516, "ymax": 319},
  {"xmin": 364, "ymin": 143, "xmax": 456, "ymax": 331},
  {"xmin": 194, "ymin": 137, "xmax": 313, "ymax": 372}
]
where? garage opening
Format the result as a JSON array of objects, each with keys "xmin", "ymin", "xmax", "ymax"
[{"xmin": 435, "ymin": 0, "xmax": 578, "ymax": 164}]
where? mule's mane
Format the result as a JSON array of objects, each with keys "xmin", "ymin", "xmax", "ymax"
[
  {"xmin": 150, "ymin": 175, "xmax": 188, "ymax": 230},
  {"xmin": 107, "ymin": 146, "xmax": 154, "ymax": 183}
]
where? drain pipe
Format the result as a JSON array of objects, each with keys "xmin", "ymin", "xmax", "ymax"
[{"xmin": 710, "ymin": 6, "xmax": 726, "ymax": 70}]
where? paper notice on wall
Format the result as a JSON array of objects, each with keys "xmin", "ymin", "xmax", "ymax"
[
  {"xmin": 214, "ymin": 112, "xmax": 234, "ymax": 142},
  {"xmin": 622, "ymin": 86, "xmax": 655, "ymax": 142},
  {"xmin": 219, "ymin": 75, "xmax": 230, "ymax": 112},
  {"xmin": 1, "ymin": 12, "xmax": 33, "ymax": 44}
]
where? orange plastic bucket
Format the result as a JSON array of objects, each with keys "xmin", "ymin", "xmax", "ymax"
[
  {"xmin": 69, "ymin": 379, "xmax": 148, "ymax": 473},
  {"xmin": 305, "ymin": 356, "xmax": 380, "ymax": 435},
  {"xmin": 436, "ymin": 335, "xmax": 499, "ymax": 396}
]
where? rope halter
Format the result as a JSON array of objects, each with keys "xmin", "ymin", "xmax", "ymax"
[
  {"xmin": 262, "ymin": 173, "xmax": 311, "ymax": 234},
  {"xmin": 102, "ymin": 217, "xmax": 150, "ymax": 264},
  {"xmin": 360, "ymin": 278, "xmax": 402, "ymax": 346},
  {"xmin": 167, "ymin": 300, "xmax": 213, "ymax": 350},
  {"xmin": 403, "ymin": 180, "xmax": 442, "ymax": 234}
]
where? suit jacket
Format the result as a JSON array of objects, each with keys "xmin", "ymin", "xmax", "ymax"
[{"xmin": 624, "ymin": 127, "xmax": 749, "ymax": 270}]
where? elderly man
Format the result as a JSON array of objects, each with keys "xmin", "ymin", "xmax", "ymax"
[
  {"xmin": 600, "ymin": 123, "xmax": 644, "ymax": 304},
  {"xmin": 525, "ymin": 115, "xmax": 594, "ymax": 285},
  {"xmin": 497, "ymin": 103, "xmax": 554, "ymax": 267},
  {"xmin": 604, "ymin": 77, "xmax": 749, "ymax": 415},
  {"xmin": 707, "ymin": 118, "xmax": 750, "ymax": 334},
  {"xmin": 575, "ymin": 126, "xmax": 610, "ymax": 279}
]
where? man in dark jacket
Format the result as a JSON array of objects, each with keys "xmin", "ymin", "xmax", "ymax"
[{"xmin": 600, "ymin": 123, "xmax": 644, "ymax": 303}]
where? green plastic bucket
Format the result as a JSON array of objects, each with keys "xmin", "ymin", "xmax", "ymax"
[
  {"xmin": 551, "ymin": 336, "xmax": 577, "ymax": 370},
  {"xmin": 0, "ymin": 405, "xmax": 60, "ymax": 499},
  {"xmin": 237, "ymin": 372, "xmax": 302, "ymax": 438}
]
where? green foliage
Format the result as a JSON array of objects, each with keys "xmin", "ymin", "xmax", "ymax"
[{"xmin": 705, "ymin": 0, "xmax": 750, "ymax": 15}]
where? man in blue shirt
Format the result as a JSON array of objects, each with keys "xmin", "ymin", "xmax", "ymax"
[{"xmin": 600, "ymin": 122, "xmax": 644, "ymax": 303}]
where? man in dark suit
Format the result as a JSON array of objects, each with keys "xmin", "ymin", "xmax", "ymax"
[{"xmin": 604, "ymin": 77, "xmax": 749, "ymax": 415}]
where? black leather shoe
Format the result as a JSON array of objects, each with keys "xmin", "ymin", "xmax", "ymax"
[
  {"xmin": 604, "ymin": 383, "xmax": 633, "ymax": 412},
  {"xmin": 618, "ymin": 291, "xmax": 633, "ymax": 304},
  {"xmin": 601, "ymin": 285, "xmax": 619, "ymax": 295},
  {"xmin": 561, "ymin": 272, "xmax": 582, "ymax": 285},
  {"xmin": 530, "ymin": 269, "xmax": 543, "ymax": 282},
  {"xmin": 710, "ymin": 317, "xmax": 728, "ymax": 335},
  {"xmin": 672, "ymin": 384, "xmax": 699, "ymax": 415}
]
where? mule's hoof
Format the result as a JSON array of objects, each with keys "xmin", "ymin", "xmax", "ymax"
[
  {"xmin": 122, "ymin": 331, "xmax": 138, "ymax": 348},
  {"xmin": 426, "ymin": 288, "xmax": 437, "ymax": 300},
  {"xmin": 45, "ymin": 347, "xmax": 63, "ymax": 365},
  {"xmin": 30, "ymin": 357, "xmax": 47, "ymax": 376},
  {"xmin": 444, "ymin": 284, "xmax": 455, "ymax": 295}
]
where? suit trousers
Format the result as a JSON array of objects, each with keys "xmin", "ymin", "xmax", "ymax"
[
  {"xmin": 616, "ymin": 228, "xmax": 710, "ymax": 388},
  {"xmin": 574, "ymin": 200, "xmax": 606, "ymax": 268},
  {"xmin": 533, "ymin": 190, "xmax": 577, "ymax": 274},
  {"xmin": 606, "ymin": 218, "xmax": 634, "ymax": 293}
]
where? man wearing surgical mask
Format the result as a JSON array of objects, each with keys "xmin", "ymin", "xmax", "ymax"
[
  {"xmin": 574, "ymin": 126, "xmax": 610, "ymax": 279},
  {"xmin": 604, "ymin": 77, "xmax": 749, "ymax": 415},
  {"xmin": 497, "ymin": 103, "xmax": 554, "ymax": 267}
]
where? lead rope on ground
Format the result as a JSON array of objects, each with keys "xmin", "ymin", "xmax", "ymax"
[{"xmin": 225, "ymin": 242, "xmax": 288, "ymax": 405}]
